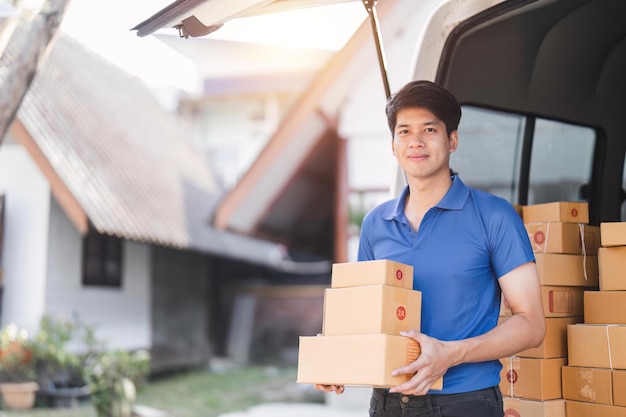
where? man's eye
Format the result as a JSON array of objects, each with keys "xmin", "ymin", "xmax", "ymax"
[{"xmin": 399, "ymin": 129, "xmax": 409, "ymax": 134}]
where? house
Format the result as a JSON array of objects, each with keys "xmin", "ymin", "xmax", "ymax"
[{"xmin": 0, "ymin": 29, "xmax": 330, "ymax": 372}]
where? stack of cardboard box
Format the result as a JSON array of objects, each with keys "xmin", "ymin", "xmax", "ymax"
[
  {"xmin": 564, "ymin": 221, "xmax": 626, "ymax": 416},
  {"xmin": 500, "ymin": 202, "xmax": 600, "ymax": 417},
  {"xmin": 297, "ymin": 259, "xmax": 445, "ymax": 389}
]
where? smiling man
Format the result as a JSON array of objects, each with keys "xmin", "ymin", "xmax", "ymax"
[{"xmin": 317, "ymin": 80, "xmax": 545, "ymax": 417}]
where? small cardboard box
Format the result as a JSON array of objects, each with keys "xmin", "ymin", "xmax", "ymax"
[
  {"xmin": 503, "ymin": 397, "xmax": 565, "ymax": 417},
  {"xmin": 517, "ymin": 317, "xmax": 581, "ymax": 359},
  {"xmin": 331, "ymin": 260, "xmax": 413, "ymax": 289},
  {"xmin": 601, "ymin": 222, "xmax": 626, "ymax": 247},
  {"xmin": 584, "ymin": 291, "xmax": 626, "ymax": 324},
  {"xmin": 502, "ymin": 287, "xmax": 584, "ymax": 317},
  {"xmin": 541, "ymin": 286, "xmax": 585, "ymax": 317},
  {"xmin": 526, "ymin": 222, "xmax": 600, "ymax": 255},
  {"xmin": 535, "ymin": 253, "xmax": 599, "ymax": 287},
  {"xmin": 297, "ymin": 334, "xmax": 442, "ymax": 389},
  {"xmin": 500, "ymin": 357, "xmax": 566, "ymax": 401},
  {"xmin": 599, "ymin": 247, "xmax": 626, "ymax": 291},
  {"xmin": 523, "ymin": 202, "xmax": 589, "ymax": 224},
  {"xmin": 567, "ymin": 324, "xmax": 626, "ymax": 369},
  {"xmin": 562, "ymin": 366, "xmax": 613, "ymax": 405},
  {"xmin": 323, "ymin": 285, "xmax": 422, "ymax": 336},
  {"xmin": 565, "ymin": 400, "xmax": 626, "ymax": 417},
  {"xmin": 614, "ymin": 370, "xmax": 626, "ymax": 407}
]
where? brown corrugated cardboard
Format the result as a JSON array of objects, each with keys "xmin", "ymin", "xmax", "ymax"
[
  {"xmin": 499, "ymin": 357, "xmax": 566, "ymax": 401},
  {"xmin": 503, "ymin": 397, "xmax": 565, "ymax": 417},
  {"xmin": 541, "ymin": 286, "xmax": 585, "ymax": 317},
  {"xmin": 614, "ymin": 370, "xmax": 626, "ymax": 407},
  {"xmin": 535, "ymin": 253, "xmax": 598, "ymax": 287},
  {"xmin": 565, "ymin": 400, "xmax": 626, "ymax": 417},
  {"xmin": 331, "ymin": 260, "xmax": 413, "ymax": 289},
  {"xmin": 561, "ymin": 366, "xmax": 613, "ymax": 405},
  {"xmin": 526, "ymin": 222, "xmax": 600, "ymax": 255},
  {"xmin": 322, "ymin": 285, "xmax": 422, "ymax": 336},
  {"xmin": 523, "ymin": 202, "xmax": 589, "ymax": 224},
  {"xmin": 297, "ymin": 334, "xmax": 443, "ymax": 389},
  {"xmin": 584, "ymin": 291, "xmax": 626, "ymax": 324},
  {"xmin": 518, "ymin": 317, "xmax": 581, "ymax": 358},
  {"xmin": 601, "ymin": 222, "xmax": 626, "ymax": 247},
  {"xmin": 567, "ymin": 324, "xmax": 626, "ymax": 369},
  {"xmin": 503, "ymin": 287, "xmax": 584, "ymax": 317},
  {"xmin": 599, "ymin": 247, "xmax": 626, "ymax": 291}
]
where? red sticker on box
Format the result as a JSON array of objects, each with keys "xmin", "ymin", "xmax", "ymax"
[
  {"xmin": 571, "ymin": 208, "xmax": 578, "ymax": 217},
  {"xmin": 396, "ymin": 306, "xmax": 406, "ymax": 320},
  {"xmin": 504, "ymin": 410, "xmax": 520, "ymax": 417},
  {"xmin": 396, "ymin": 269, "xmax": 403, "ymax": 280},
  {"xmin": 534, "ymin": 231, "xmax": 545, "ymax": 245},
  {"xmin": 506, "ymin": 369, "xmax": 518, "ymax": 384}
]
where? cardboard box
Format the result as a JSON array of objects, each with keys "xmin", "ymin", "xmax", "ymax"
[
  {"xmin": 599, "ymin": 247, "xmax": 626, "ymax": 291},
  {"xmin": 499, "ymin": 357, "xmax": 566, "ymax": 401},
  {"xmin": 584, "ymin": 291, "xmax": 626, "ymax": 324},
  {"xmin": 331, "ymin": 260, "xmax": 413, "ymax": 289},
  {"xmin": 523, "ymin": 202, "xmax": 589, "ymax": 224},
  {"xmin": 565, "ymin": 400, "xmax": 626, "ymax": 417},
  {"xmin": 562, "ymin": 366, "xmax": 613, "ymax": 405},
  {"xmin": 503, "ymin": 397, "xmax": 565, "ymax": 417},
  {"xmin": 601, "ymin": 222, "xmax": 626, "ymax": 247},
  {"xmin": 297, "ymin": 334, "xmax": 443, "ymax": 389},
  {"xmin": 567, "ymin": 324, "xmax": 626, "ymax": 369},
  {"xmin": 614, "ymin": 370, "xmax": 626, "ymax": 407},
  {"xmin": 518, "ymin": 317, "xmax": 581, "ymax": 358},
  {"xmin": 541, "ymin": 286, "xmax": 584, "ymax": 317},
  {"xmin": 535, "ymin": 253, "xmax": 599, "ymax": 287},
  {"xmin": 526, "ymin": 222, "xmax": 600, "ymax": 255},
  {"xmin": 323, "ymin": 285, "xmax": 422, "ymax": 336},
  {"xmin": 503, "ymin": 287, "xmax": 584, "ymax": 317}
]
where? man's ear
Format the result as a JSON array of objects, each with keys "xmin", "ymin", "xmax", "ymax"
[
  {"xmin": 391, "ymin": 138, "xmax": 396, "ymax": 155},
  {"xmin": 449, "ymin": 131, "xmax": 459, "ymax": 153}
]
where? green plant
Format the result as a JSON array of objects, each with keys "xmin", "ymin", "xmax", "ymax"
[
  {"xmin": 0, "ymin": 324, "xmax": 37, "ymax": 383},
  {"xmin": 31, "ymin": 316, "xmax": 84, "ymax": 387},
  {"xmin": 84, "ymin": 349, "xmax": 150, "ymax": 417}
]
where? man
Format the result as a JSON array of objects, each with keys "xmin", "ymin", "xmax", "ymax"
[{"xmin": 316, "ymin": 80, "xmax": 545, "ymax": 417}]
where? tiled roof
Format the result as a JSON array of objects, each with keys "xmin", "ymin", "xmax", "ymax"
[{"xmin": 2, "ymin": 28, "xmax": 328, "ymax": 271}]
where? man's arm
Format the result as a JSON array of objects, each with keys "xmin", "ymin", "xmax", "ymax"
[{"xmin": 389, "ymin": 262, "xmax": 546, "ymax": 395}]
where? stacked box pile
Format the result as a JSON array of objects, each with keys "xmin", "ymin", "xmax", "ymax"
[
  {"xmin": 297, "ymin": 259, "xmax": 442, "ymax": 389},
  {"xmin": 565, "ymin": 221, "xmax": 626, "ymax": 416},
  {"xmin": 500, "ymin": 202, "xmax": 599, "ymax": 417}
]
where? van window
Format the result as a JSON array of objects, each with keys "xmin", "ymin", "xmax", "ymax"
[
  {"xmin": 528, "ymin": 119, "xmax": 594, "ymax": 204},
  {"xmin": 452, "ymin": 107, "xmax": 525, "ymax": 201},
  {"xmin": 454, "ymin": 106, "xmax": 596, "ymax": 206},
  {"xmin": 622, "ymin": 162, "xmax": 626, "ymax": 221}
]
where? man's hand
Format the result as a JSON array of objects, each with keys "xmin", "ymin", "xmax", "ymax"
[
  {"xmin": 389, "ymin": 330, "xmax": 461, "ymax": 395},
  {"xmin": 314, "ymin": 384, "xmax": 345, "ymax": 394}
]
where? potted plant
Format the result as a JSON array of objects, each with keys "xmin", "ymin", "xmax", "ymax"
[
  {"xmin": 0, "ymin": 324, "xmax": 39, "ymax": 410},
  {"xmin": 84, "ymin": 348, "xmax": 150, "ymax": 417},
  {"xmin": 31, "ymin": 315, "xmax": 91, "ymax": 408}
]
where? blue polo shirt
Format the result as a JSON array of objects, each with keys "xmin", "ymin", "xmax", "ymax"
[{"xmin": 357, "ymin": 176, "xmax": 534, "ymax": 394}]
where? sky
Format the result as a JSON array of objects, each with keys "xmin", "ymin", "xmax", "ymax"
[{"xmin": 59, "ymin": 0, "xmax": 367, "ymax": 92}]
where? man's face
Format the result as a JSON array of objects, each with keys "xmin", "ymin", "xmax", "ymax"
[{"xmin": 391, "ymin": 107, "xmax": 458, "ymax": 181}]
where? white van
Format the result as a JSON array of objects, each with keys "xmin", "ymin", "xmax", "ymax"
[{"xmin": 134, "ymin": 0, "xmax": 626, "ymax": 231}]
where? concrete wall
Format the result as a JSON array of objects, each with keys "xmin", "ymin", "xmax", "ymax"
[
  {"xmin": 0, "ymin": 142, "xmax": 50, "ymax": 334},
  {"xmin": 150, "ymin": 245, "xmax": 211, "ymax": 373},
  {"xmin": 46, "ymin": 197, "xmax": 152, "ymax": 350}
]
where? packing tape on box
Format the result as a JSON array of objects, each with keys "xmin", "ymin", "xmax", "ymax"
[
  {"xmin": 607, "ymin": 324, "xmax": 618, "ymax": 369},
  {"xmin": 507, "ymin": 356, "xmax": 518, "ymax": 398},
  {"xmin": 578, "ymin": 223, "xmax": 589, "ymax": 282}
]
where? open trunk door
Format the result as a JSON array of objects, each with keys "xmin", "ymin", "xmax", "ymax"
[{"xmin": 132, "ymin": 0, "xmax": 391, "ymax": 97}]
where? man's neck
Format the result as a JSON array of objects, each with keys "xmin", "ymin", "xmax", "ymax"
[{"xmin": 406, "ymin": 172, "xmax": 453, "ymax": 213}]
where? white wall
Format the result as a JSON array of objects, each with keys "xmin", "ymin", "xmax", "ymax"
[
  {"xmin": 46, "ymin": 198, "xmax": 152, "ymax": 350},
  {"xmin": 0, "ymin": 143, "xmax": 50, "ymax": 335}
]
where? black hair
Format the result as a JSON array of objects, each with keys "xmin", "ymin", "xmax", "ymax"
[{"xmin": 385, "ymin": 80, "xmax": 462, "ymax": 136}]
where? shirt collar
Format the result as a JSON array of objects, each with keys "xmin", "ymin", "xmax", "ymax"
[{"xmin": 383, "ymin": 175, "xmax": 469, "ymax": 220}]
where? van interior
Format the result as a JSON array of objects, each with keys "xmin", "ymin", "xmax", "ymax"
[{"xmin": 439, "ymin": 0, "xmax": 626, "ymax": 225}]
